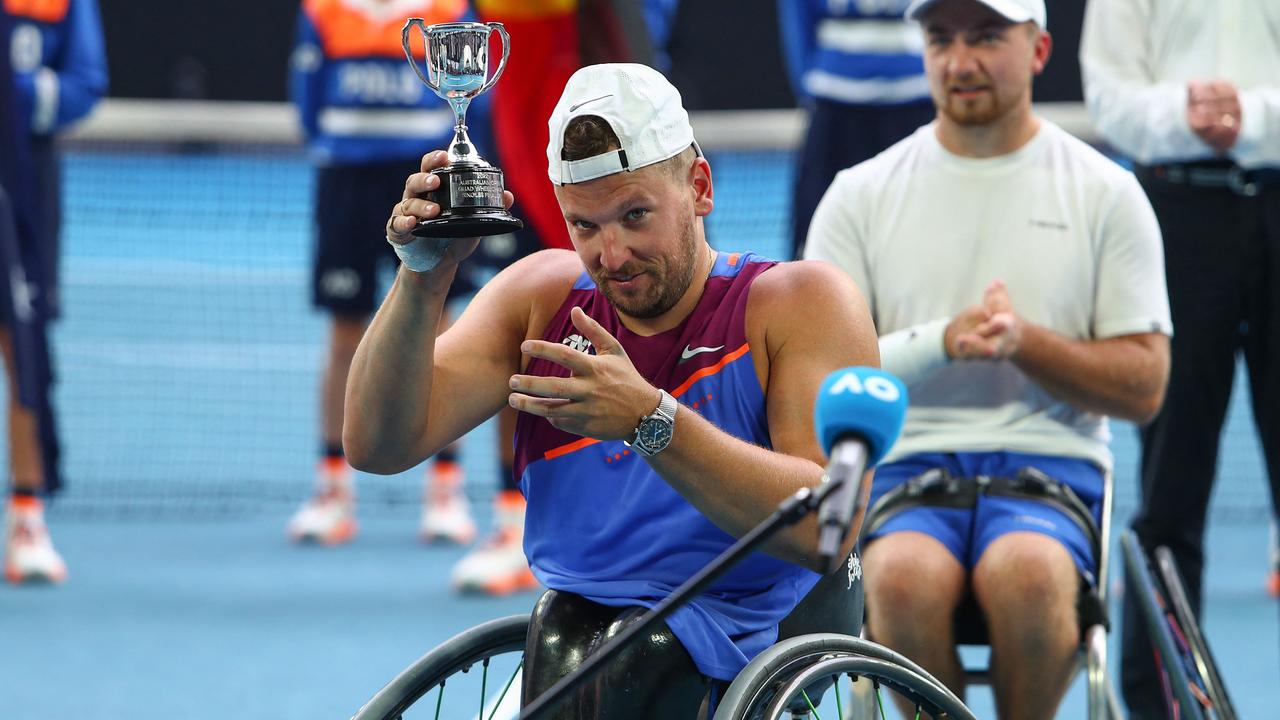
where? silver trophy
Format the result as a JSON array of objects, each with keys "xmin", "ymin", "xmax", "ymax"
[{"xmin": 402, "ymin": 20, "xmax": 522, "ymax": 238}]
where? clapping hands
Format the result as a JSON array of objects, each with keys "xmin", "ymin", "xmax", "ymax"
[{"xmin": 945, "ymin": 280, "xmax": 1023, "ymax": 361}]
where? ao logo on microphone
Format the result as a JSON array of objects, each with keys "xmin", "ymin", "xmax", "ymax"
[
  {"xmin": 814, "ymin": 366, "xmax": 908, "ymax": 461},
  {"xmin": 826, "ymin": 370, "xmax": 902, "ymax": 404}
]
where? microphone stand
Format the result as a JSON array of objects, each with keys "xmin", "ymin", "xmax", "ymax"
[{"xmin": 519, "ymin": 478, "xmax": 853, "ymax": 720}]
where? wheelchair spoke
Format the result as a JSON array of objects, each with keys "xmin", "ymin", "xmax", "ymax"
[
  {"xmin": 801, "ymin": 688, "xmax": 822, "ymax": 719},
  {"xmin": 488, "ymin": 659, "xmax": 524, "ymax": 720},
  {"xmin": 833, "ymin": 675, "xmax": 843, "ymax": 719},
  {"xmin": 434, "ymin": 679, "xmax": 445, "ymax": 720},
  {"xmin": 480, "ymin": 658, "xmax": 490, "ymax": 715}
]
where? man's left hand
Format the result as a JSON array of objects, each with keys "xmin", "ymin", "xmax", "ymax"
[
  {"xmin": 508, "ymin": 306, "xmax": 661, "ymax": 440},
  {"xmin": 952, "ymin": 279, "xmax": 1023, "ymax": 360}
]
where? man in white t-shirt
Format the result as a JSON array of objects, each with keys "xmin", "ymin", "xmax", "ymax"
[{"xmin": 804, "ymin": 0, "xmax": 1172, "ymax": 716}]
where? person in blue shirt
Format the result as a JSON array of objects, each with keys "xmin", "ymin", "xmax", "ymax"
[
  {"xmin": 778, "ymin": 0, "xmax": 935, "ymax": 260},
  {"xmin": 2, "ymin": 0, "xmax": 107, "ymax": 585}
]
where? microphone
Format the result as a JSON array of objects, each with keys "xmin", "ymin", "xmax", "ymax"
[{"xmin": 813, "ymin": 367, "xmax": 908, "ymax": 573}]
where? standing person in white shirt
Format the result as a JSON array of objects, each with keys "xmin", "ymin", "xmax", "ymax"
[
  {"xmin": 1080, "ymin": 2, "xmax": 1280, "ymax": 717},
  {"xmin": 805, "ymin": 0, "xmax": 1172, "ymax": 716}
]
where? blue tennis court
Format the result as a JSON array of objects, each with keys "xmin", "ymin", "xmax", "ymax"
[{"xmin": 2, "ymin": 145, "xmax": 1276, "ymax": 718}]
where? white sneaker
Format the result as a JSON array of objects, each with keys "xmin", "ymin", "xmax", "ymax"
[
  {"xmin": 5, "ymin": 498, "xmax": 67, "ymax": 584},
  {"xmin": 451, "ymin": 491, "xmax": 537, "ymax": 596},
  {"xmin": 420, "ymin": 462, "xmax": 477, "ymax": 544},
  {"xmin": 420, "ymin": 493, "xmax": 477, "ymax": 545},
  {"xmin": 287, "ymin": 490, "xmax": 356, "ymax": 545},
  {"xmin": 288, "ymin": 461, "xmax": 357, "ymax": 545}
]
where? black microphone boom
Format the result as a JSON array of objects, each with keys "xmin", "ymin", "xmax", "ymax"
[{"xmin": 816, "ymin": 433, "xmax": 871, "ymax": 573}]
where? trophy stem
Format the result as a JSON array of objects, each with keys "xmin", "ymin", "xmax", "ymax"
[{"xmin": 447, "ymin": 114, "xmax": 481, "ymax": 165}]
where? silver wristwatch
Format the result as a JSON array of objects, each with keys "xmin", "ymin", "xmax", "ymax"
[{"xmin": 625, "ymin": 389, "xmax": 678, "ymax": 457}]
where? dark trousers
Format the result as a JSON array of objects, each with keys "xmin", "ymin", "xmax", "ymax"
[
  {"xmin": 1122, "ymin": 168, "xmax": 1280, "ymax": 719},
  {"xmin": 790, "ymin": 98, "xmax": 935, "ymax": 260}
]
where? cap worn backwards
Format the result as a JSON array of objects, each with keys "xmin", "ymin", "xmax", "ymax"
[
  {"xmin": 905, "ymin": 0, "xmax": 1047, "ymax": 29},
  {"xmin": 546, "ymin": 63, "xmax": 697, "ymax": 186}
]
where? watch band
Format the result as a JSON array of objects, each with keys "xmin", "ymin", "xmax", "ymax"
[{"xmin": 652, "ymin": 389, "xmax": 678, "ymax": 424}]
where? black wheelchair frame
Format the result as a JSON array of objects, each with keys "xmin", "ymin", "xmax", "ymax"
[{"xmin": 351, "ymin": 478, "xmax": 978, "ymax": 720}]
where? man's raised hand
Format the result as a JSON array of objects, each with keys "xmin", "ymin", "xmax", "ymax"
[{"xmin": 508, "ymin": 307, "xmax": 662, "ymax": 441}]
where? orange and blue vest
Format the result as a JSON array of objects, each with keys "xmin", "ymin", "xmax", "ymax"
[
  {"xmin": 291, "ymin": 0, "xmax": 488, "ymax": 165},
  {"xmin": 4, "ymin": 0, "xmax": 107, "ymax": 135},
  {"xmin": 514, "ymin": 252, "xmax": 822, "ymax": 681}
]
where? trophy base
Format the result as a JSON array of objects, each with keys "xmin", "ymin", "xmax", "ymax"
[
  {"xmin": 414, "ymin": 164, "xmax": 524, "ymax": 238},
  {"xmin": 412, "ymin": 212, "xmax": 524, "ymax": 239}
]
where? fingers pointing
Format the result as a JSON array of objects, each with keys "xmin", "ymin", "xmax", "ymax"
[{"xmin": 571, "ymin": 307, "xmax": 623, "ymax": 355}]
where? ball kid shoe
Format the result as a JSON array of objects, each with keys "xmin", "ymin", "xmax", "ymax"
[
  {"xmin": 287, "ymin": 459, "xmax": 357, "ymax": 545},
  {"xmin": 5, "ymin": 495, "xmax": 68, "ymax": 585},
  {"xmin": 451, "ymin": 490, "xmax": 538, "ymax": 596},
  {"xmin": 419, "ymin": 461, "xmax": 477, "ymax": 545}
]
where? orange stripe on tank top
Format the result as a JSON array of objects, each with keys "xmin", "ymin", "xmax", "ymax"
[{"xmin": 541, "ymin": 342, "xmax": 752, "ymax": 461}]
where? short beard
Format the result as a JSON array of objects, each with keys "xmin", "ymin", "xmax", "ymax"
[
  {"xmin": 596, "ymin": 213, "xmax": 700, "ymax": 319},
  {"xmin": 942, "ymin": 94, "xmax": 998, "ymax": 124},
  {"xmin": 938, "ymin": 83, "xmax": 1022, "ymax": 127}
]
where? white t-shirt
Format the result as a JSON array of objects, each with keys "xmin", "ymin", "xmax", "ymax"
[{"xmin": 805, "ymin": 120, "xmax": 1172, "ymax": 470}]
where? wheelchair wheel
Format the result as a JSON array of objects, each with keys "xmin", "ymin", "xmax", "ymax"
[
  {"xmin": 713, "ymin": 634, "xmax": 976, "ymax": 720},
  {"xmin": 1153, "ymin": 547, "xmax": 1237, "ymax": 720},
  {"xmin": 1122, "ymin": 531, "xmax": 1238, "ymax": 720},
  {"xmin": 351, "ymin": 613, "xmax": 529, "ymax": 720}
]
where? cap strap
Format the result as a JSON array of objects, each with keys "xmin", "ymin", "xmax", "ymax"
[{"xmin": 557, "ymin": 149, "xmax": 630, "ymax": 184}]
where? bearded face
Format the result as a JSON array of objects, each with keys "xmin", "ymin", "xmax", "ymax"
[
  {"xmin": 589, "ymin": 208, "xmax": 700, "ymax": 319},
  {"xmin": 922, "ymin": 3, "xmax": 1043, "ymax": 129},
  {"xmin": 556, "ymin": 159, "xmax": 709, "ymax": 322}
]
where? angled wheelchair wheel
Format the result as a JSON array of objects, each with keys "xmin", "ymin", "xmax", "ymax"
[
  {"xmin": 352, "ymin": 614, "xmax": 529, "ymax": 720},
  {"xmin": 713, "ymin": 634, "xmax": 976, "ymax": 720},
  {"xmin": 1154, "ymin": 546, "xmax": 1238, "ymax": 720},
  {"xmin": 1122, "ymin": 531, "xmax": 1238, "ymax": 720}
]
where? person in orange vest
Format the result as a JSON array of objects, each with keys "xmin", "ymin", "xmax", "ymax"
[
  {"xmin": 3, "ymin": 0, "xmax": 107, "ymax": 585},
  {"xmin": 443, "ymin": 0, "xmax": 659, "ymax": 596},
  {"xmin": 288, "ymin": 1, "xmax": 539, "ymax": 572}
]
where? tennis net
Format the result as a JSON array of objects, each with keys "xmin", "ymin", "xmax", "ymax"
[{"xmin": 34, "ymin": 99, "xmax": 1272, "ymax": 522}]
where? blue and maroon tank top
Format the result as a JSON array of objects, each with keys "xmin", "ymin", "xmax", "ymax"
[{"xmin": 514, "ymin": 252, "xmax": 821, "ymax": 681}]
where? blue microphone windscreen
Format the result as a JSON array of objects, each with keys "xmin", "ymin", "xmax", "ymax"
[{"xmin": 814, "ymin": 367, "xmax": 908, "ymax": 464}]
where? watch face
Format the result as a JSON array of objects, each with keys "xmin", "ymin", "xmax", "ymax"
[{"xmin": 638, "ymin": 417, "xmax": 673, "ymax": 451}]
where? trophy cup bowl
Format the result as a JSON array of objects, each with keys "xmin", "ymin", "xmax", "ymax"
[{"xmin": 402, "ymin": 20, "xmax": 523, "ymax": 238}]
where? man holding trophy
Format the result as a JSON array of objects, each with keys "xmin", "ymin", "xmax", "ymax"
[{"xmin": 343, "ymin": 20, "xmax": 881, "ymax": 714}]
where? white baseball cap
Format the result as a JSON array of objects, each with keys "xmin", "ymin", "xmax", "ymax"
[
  {"xmin": 905, "ymin": 0, "xmax": 1047, "ymax": 29},
  {"xmin": 547, "ymin": 63, "xmax": 698, "ymax": 186}
]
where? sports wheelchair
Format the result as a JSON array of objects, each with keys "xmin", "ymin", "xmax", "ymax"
[
  {"xmin": 351, "ymin": 482, "xmax": 977, "ymax": 720},
  {"xmin": 858, "ymin": 465, "xmax": 1123, "ymax": 719}
]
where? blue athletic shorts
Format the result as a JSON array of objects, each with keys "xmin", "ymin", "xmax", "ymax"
[{"xmin": 866, "ymin": 452, "xmax": 1105, "ymax": 585}]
